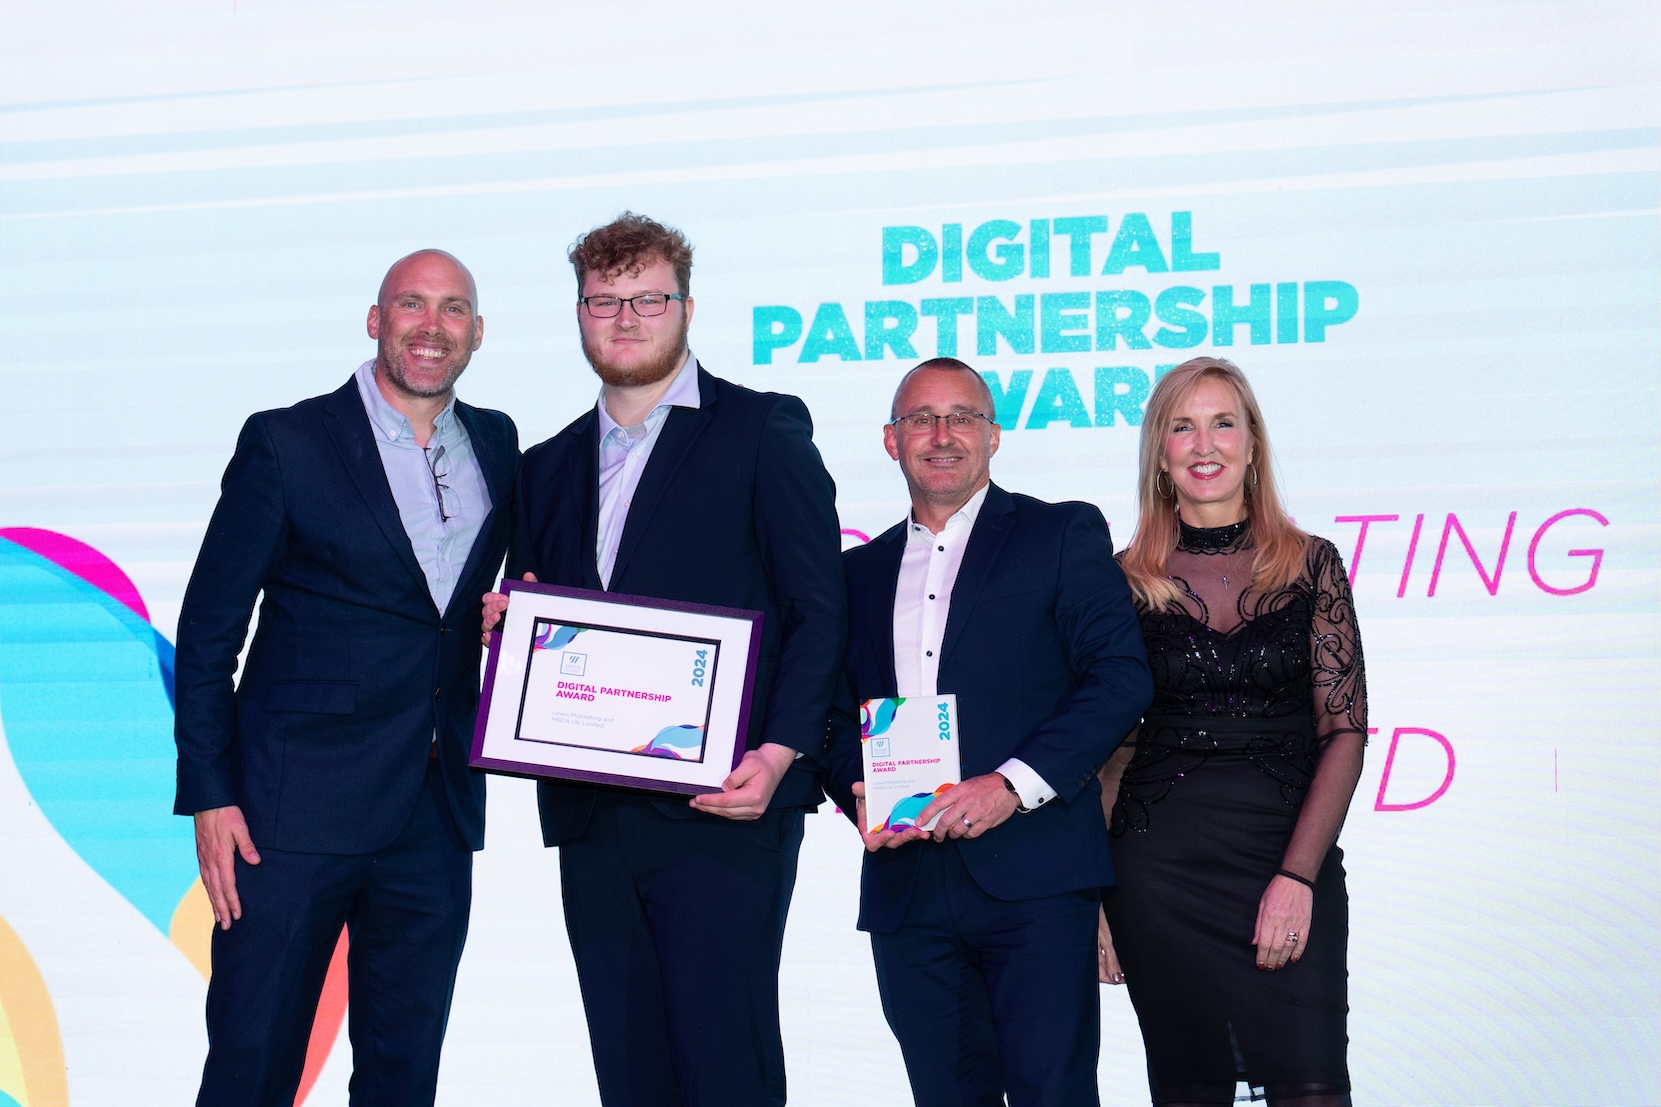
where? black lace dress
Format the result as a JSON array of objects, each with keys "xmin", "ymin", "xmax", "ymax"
[{"xmin": 1107, "ymin": 520, "xmax": 1366, "ymax": 1106}]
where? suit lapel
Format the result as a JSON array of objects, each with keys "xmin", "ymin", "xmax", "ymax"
[
  {"xmin": 939, "ymin": 483, "xmax": 1015, "ymax": 669},
  {"xmin": 447, "ymin": 402, "xmax": 515, "ymax": 617},
  {"xmin": 456, "ymin": 401, "xmax": 513, "ymax": 521},
  {"xmin": 322, "ymin": 381, "xmax": 433, "ymax": 608},
  {"xmin": 863, "ymin": 526, "xmax": 906, "ymax": 693},
  {"xmin": 572, "ymin": 414, "xmax": 604, "ymax": 591},
  {"xmin": 608, "ymin": 366, "xmax": 717, "ymax": 588}
]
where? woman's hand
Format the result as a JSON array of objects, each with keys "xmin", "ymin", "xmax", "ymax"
[
  {"xmin": 1252, "ymin": 873, "xmax": 1313, "ymax": 971},
  {"xmin": 1098, "ymin": 906, "xmax": 1125, "ymax": 985}
]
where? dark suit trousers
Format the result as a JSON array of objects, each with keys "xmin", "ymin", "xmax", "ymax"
[
  {"xmin": 558, "ymin": 792, "xmax": 806, "ymax": 1107},
  {"xmin": 196, "ymin": 761, "xmax": 472, "ymax": 1107},
  {"xmin": 870, "ymin": 844, "xmax": 1101, "ymax": 1107}
]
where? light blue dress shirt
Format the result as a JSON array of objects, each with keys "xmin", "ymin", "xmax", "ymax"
[
  {"xmin": 353, "ymin": 359, "xmax": 492, "ymax": 614},
  {"xmin": 594, "ymin": 350, "xmax": 701, "ymax": 589}
]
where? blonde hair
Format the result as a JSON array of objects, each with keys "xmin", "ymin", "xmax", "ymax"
[{"xmin": 1120, "ymin": 357, "xmax": 1308, "ymax": 609}]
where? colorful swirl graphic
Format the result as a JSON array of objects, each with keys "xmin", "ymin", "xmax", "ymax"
[
  {"xmin": 0, "ymin": 915, "xmax": 67, "ymax": 1107},
  {"xmin": 532, "ymin": 623, "xmax": 584, "ymax": 652},
  {"xmin": 0, "ymin": 529, "xmax": 345, "ymax": 1104},
  {"xmin": 879, "ymin": 783, "xmax": 957, "ymax": 833},
  {"xmin": 631, "ymin": 724, "xmax": 705, "ymax": 759},
  {"xmin": 0, "ymin": 529, "xmax": 191, "ymax": 933},
  {"xmin": 860, "ymin": 697, "xmax": 906, "ymax": 739}
]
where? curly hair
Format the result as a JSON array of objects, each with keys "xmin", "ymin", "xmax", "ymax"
[{"xmin": 568, "ymin": 212, "xmax": 694, "ymax": 296}]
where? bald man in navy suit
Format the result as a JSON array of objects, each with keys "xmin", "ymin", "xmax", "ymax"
[
  {"xmin": 825, "ymin": 357, "xmax": 1151, "ymax": 1107},
  {"xmin": 175, "ymin": 250, "xmax": 518, "ymax": 1106}
]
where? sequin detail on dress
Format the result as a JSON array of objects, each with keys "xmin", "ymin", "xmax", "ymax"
[{"xmin": 1113, "ymin": 522, "xmax": 1367, "ymax": 834}]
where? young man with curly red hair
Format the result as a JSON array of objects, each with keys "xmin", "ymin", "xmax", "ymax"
[{"xmin": 488, "ymin": 213, "xmax": 845, "ymax": 1106}]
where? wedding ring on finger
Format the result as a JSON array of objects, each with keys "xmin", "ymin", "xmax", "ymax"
[
  {"xmin": 1287, "ymin": 931, "xmax": 1300, "ymax": 943},
  {"xmin": 960, "ymin": 816, "xmax": 973, "ymax": 830}
]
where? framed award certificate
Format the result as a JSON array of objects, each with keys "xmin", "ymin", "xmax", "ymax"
[{"xmin": 471, "ymin": 579, "xmax": 764, "ymax": 795}]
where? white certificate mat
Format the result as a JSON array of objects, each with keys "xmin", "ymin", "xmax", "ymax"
[
  {"xmin": 860, "ymin": 694, "xmax": 962, "ymax": 833},
  {"xmin": 516, "ymin": 619, "xmax": 718, "ymax": 761},
  {"xmin": 473, "ymin": 581, "xmax": 764, "ymax": 794}
]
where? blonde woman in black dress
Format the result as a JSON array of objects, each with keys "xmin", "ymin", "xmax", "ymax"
[{"xmin": 1098, "ymin": 357, "xmax": 1366, "ymax": 1107}]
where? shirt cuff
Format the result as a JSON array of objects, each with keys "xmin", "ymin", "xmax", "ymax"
[{"xmin": 996, "ymin": 758, "xmax": 1056, "ymax": 811}]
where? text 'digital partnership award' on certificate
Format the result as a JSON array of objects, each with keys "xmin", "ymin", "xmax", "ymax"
[{"xmin": 472, "ymin": 580, "xmax": 763, "ymax": 795}]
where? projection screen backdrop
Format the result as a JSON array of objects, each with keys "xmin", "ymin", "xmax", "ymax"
[{"xmin": 0, "ymin": 2, "xmax": 1656, "ymax": 1104}]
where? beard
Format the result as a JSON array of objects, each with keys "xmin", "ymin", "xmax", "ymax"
[
  {"xmin": 581, "ymin": 319, "xmax": 689, "ymax": 389},
  {"xmin": 378, "ymin": 338, "xmax": 471, "ymax": 400}
]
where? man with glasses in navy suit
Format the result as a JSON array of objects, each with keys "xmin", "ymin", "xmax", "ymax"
[
  {"xmin": 485, "ymin": 213, "xmax": 845, "ymax": 1107},
  {"xmin": 825, "ymin": 357, "xmax": 1151, "ymax": 1107},
  {"xmin": 175, "ymin": 249, "xmax": 518, "ymax": 1106}
]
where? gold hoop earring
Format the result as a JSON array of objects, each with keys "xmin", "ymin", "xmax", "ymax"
[{"xmin": 1155, "ymin": 470, "xmax": 1175, "ymax": 500}]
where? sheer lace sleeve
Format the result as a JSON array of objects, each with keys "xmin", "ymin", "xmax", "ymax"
[
  {"xmin": 1308, "ymin": 537, "xmax": 1367, "ymax": 745},
  {"xmin": 1279, "ymin": 537, "xmax": 1367, "ymax": 881}
]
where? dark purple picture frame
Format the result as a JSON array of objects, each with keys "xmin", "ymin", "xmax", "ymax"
[{"xmin": 470, "ymin": 578, "xmax": 765, "ymax": 796}]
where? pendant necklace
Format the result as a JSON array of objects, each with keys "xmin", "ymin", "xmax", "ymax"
[
  {"xmin": 1178, "ymin": 518, "xmax": 1249, "ymax": 593},
  {"xmin": 1193, "ymin": 556, "xmax": 1232, "ymax": 591}
]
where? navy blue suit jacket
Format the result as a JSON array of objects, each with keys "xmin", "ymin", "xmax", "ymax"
[
  {"xmin": 173, "ymin": 379, "xmax": 519, "ymax": 853},
  {"xmin": 825, "ymin": 484, "xmax": 1152, "ymax": 933},
  {"xmin": 509, "ymin": 366, "xmax": 847, "ymax": 845}
]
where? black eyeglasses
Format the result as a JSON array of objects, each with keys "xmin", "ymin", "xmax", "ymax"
[
  {"xmin": 578, "ymin": 293, "xmax": 686, "ymax": 319},
  {"xmin": 890, "ymin": 411, "xmax": 994, "ymax": 435},
  {"xmin": 424, "ymin": 444, "xmax": 452, "ymax": 522}
]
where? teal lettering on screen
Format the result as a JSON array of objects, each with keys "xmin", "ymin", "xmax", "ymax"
[
  {"xmin": 882, "ymin": 226, "xmax": 937, "ymax": 285},
  {"xmin": 1040, "ymin": 293, "xmax": 1091, "ymax": 354},
  {"xmin": 1170, "ymin": 211, "xmax": 1221, "ymax": 271},
  {"xmin": 1029, "ymin": 218, "xmax": 1052, "ymax": 278},
  {"xmin": 1095, "ymin": 290, "xmax": 1153, "ymax": 351},
  {"xmin": 922, "ymin": 297, "xmax": 974, "ymax": 357},
  {"xmin": 1027, "ymin": 368, "xmax": 1092, "ymax": 430},
  {"xmin": 976, "ymin": 295, "xmax": 1034, "ymax": 356},
  {"xmin": 982, "ymin": 369, "xmax": 1033, "ymax": 428},
  {"xmin": 1094, "ymin": 366, "xmax": 1152, "ymax": 426},
  {"xmin": 798, "ymin": 302, "xmax": 861, "ymax": 362},
  {"xmin": 1052, "ymin": 215, "xmax": 1107, "ymax": 276},
  {"xmin": 1212, "ymin": 284, "xmax": 1272, "ymax": 347},
  {"xmin": 1304, "ymin": 281, "xmax": 1359, "ymax": 342},
  {"xmin": 967, "ymin": 220, "xmax": 1024, "ymax": 281},
  {"xmin": 1101, "ymin": 213, "xmax": 1169, "ymax": 275},
  {"xmin": 753, "ymin": 305, "xmax": 803, "ymax": 365},
  {"xmin": 1276, "ymin": 283, "xmax": 1300, "ymax": 344},
  {"xmin": 942, "ymin": 223, "xmax": 964, "ymax": 283},
  {"xmin": 977, "ymin": 365, "xmax": 1172, "ymax": 431},
  {"xmin": 864, "ymin": 301, "xmax": 919, "ymax": 361},
  {"xmin": 1153, "ymin": 286, "xmax": 1208, "ymax": 348},
  {"xmin": 752, "ymin": 211, "xmax": 1360, "ymax": 429},
  {"xmin": 876, "ymin": 213, "xmax": 1213, "ymax": 285}
]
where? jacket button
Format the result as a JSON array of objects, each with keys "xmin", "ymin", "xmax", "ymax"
[
  {"xmin": 440, "ymin": 623, "xmax": 450, "ymax": 635},
  {"xmin": 434, "ymin": 688, "xmax": 443, "ymax": 700}
]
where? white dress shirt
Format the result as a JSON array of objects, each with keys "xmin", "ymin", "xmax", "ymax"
[
  {"xmin": 594, "ymin": 350, "xmax": 700, "ymax": 588},
  {"xmin": 892, "ymin": 483, "xmax": 1057, "ymax": 811}
]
